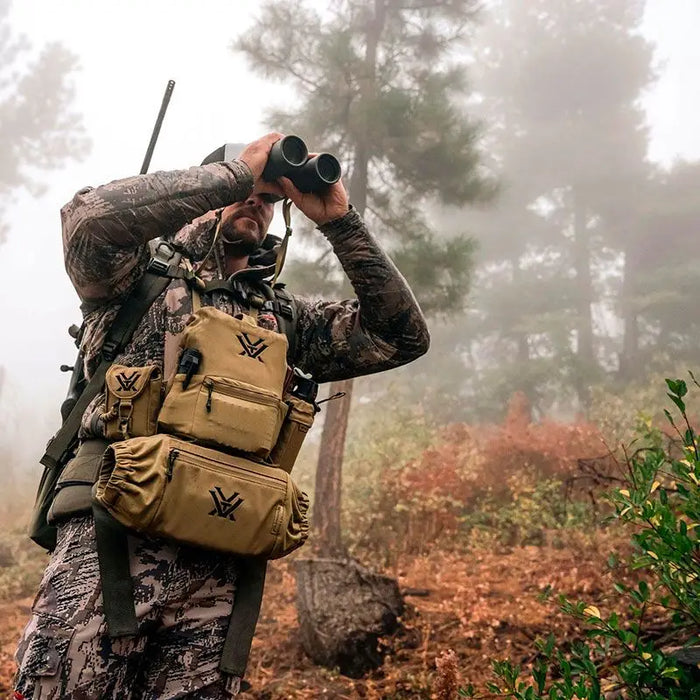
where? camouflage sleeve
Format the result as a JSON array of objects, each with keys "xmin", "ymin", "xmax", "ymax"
[
  {"xmin": 61, "ymin": 160, "xmax": 253, "ymax": 303},
  {"xmin": 292, "ymin": 208, "xmax": 430, "ymax": 383}
]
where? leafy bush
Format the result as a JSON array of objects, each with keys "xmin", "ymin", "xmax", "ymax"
[
  {"xmin": 343, "ymin": 392, "xmax": 610, "ymax": 558},
  {"xmin": 590, "ymin": 361, "xmax": 700, "ymax": 447},
  {"xmin": 462, "ymin": 474, "xmax": 595, "ymax": 548},
  {"xmin": 462, "ymin": 377, "xmax": 700, "ymax": 699},
  {"xmin": 341, "ymin": 401, "xmax": 438, "ymax": 559}
]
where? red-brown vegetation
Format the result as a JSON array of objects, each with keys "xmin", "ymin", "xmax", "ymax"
[{"xmin": 358, "ymin": 393, "xmax": 616, "ymax": 556}]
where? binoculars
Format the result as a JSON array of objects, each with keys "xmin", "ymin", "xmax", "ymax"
[
  {"xmin": 201, "ymin": 137, "xmax": 341, "ymax": 196},
  {"xmin": 261, "ymin": 135, "xmax": 341, "ymax": 193}
]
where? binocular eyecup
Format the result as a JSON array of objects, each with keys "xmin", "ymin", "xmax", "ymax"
[{"xmin": 261, "ymin": 135, "xmax": 341, "ymax": 194}]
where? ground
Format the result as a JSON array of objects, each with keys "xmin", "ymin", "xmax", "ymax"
[{"xmin": 0, "ymin": 532, "xmax": 628, "ymax": 698}]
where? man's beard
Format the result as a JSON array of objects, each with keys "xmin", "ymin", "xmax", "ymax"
[
  {"xmin": 222, "ymin": 237, "xmax": 260, "ymax": 257},
  {"xmin": 220, "ymin": 218, "xmax": 263, "ymax": 256}
]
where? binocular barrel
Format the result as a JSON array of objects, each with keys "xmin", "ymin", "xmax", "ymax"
[{"xmin": 262, "ymin": 135, "xmax": 341, "ymax": 193}]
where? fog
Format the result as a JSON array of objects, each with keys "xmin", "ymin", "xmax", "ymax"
[{"xmin": 1, "ymin": 0, "xmax": 699, "ymax": 478}]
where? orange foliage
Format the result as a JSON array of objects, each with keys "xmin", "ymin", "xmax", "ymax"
[{"xmin": 371, "ymin": 393, "xmax": 613, "ymax": 554}]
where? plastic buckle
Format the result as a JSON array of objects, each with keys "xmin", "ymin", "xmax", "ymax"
[
  {"xmin": 231, "ymin": 280, "xmax": 248, "ymax": 304},
  {"xmin": 146, "ymin": 257, "xmax": 170, "ymax": 276},
  {"xmin": 279, "ymin": 303, "xmax": 294, "ymax": 320},
  {"xmin": 147, "ymin": 240, "xmax": 175, "ymax": 276},
  {"xmin": 102, "ymin": 339, "xmax": 119, "ymax": 362}
]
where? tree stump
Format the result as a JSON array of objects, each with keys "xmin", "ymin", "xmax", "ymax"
[{"xmin": 294, "ymin": 557, "xmax": 404, "ymax": 677}]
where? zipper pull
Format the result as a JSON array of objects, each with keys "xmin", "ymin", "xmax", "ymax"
[
  {"xmin": 206, "ymin": 381, "xmax": 213, "ymax": 412},
  {"xmin": 167, "ymin": 449, "xmax": 179, "ymax": 481}
]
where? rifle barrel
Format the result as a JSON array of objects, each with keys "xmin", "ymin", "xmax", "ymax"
[{"xmin": 140, "ymin": 79, "xmax": 175, "ymax": 175}]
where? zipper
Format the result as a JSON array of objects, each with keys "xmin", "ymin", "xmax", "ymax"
[
  {"xmin": 171, "ymin": 446, "xmax": 287, "ymax": 487},
  {"xmin": 167, "ymin": 448, "xmax": 179, "ymax": 481},
  {"xmin": 203, "ymin": 377, "xmax": 279, "ymax": 415}
]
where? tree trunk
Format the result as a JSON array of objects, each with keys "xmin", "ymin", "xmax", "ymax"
[
  {"xmin": 313, "ymin": 378, "xmax": 353, "ymax": 556},
  {"xmin": 619, "ymin": 246, "xmax": 640, "ymax": 381},
  {"xmin": 295, "ymin": 557, "xmax": 404, "ymax": 676},
  {"xmin": 311, "ymin": 0, "xmax": 384, "ymax": 555},
  {"xmin": 572, "ymin": 189, "xmax": 595, "ymax": 411},
  {"xmin": 300, "ymin": 5, "xmax": 407, "ymax": 674}
]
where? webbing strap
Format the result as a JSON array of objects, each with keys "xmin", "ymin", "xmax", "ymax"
[
  {"xmin": 40, "ymin": 268, "xmax": 177, "ymax": 470},
  {"xmin": 272, "ymin": 199, "xmax": 293, "ymax": 287},
  {"xmin": 192, "ymin": 287, "xmax": 202, "ymax": 313},
  {"xmin": 93, "ymin": 502, "xmax": 138, "ymax": 637},
  {"xmin": 220, "ymin": 558, "xmax": 267, "ymax": 677}
]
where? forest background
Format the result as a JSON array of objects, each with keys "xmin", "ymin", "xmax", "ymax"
[{"xmin": 0, "ymin": 0, "xmax": 699, "ymax": 697}]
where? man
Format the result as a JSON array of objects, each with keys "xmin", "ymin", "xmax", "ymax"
[{"xmin": 15, "ymin": 132, "xmax": 429, "ymax": 699}]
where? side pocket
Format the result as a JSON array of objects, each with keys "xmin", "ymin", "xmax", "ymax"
[
  {"xmin": 28, "ymin": 463, "xmax": 61, "ymax": 550},
  {"xmin": 47, "ymin": 439, "xmax": 109, "ymax": 525},
  {"xmin": 269, "ymin": 396, "xmax": 316, "ymax": 473},
  {"xmin": 269, "ymin": 479, "xmax": 310, "ymax": 559},
  {"xmin": 103, "ymin": 364, "xmax": 162, "ymax": 440},
  {"xmin": 15, "ymin": 619, "xmax": 73, "ymax": 685}
]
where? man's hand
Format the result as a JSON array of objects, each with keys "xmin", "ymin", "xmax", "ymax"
[
  {"xmin": 237, "ymin": 132, "xmax": 284, "ymax": 181},
  {"xmin": 278, "ymin": 175, "xmax": 350, "ymax": 226}
]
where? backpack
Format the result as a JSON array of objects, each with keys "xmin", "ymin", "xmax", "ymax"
[{"xmin": 29, "ymin": 238, "xmax": 297, "ymax": 550}]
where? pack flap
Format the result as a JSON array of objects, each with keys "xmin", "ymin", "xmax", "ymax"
[{"xmin": 106, "ymin": 364, "xmax": 161, "ymax": 401}]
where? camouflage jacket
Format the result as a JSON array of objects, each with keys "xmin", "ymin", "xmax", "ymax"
[{"xmin": 60, "ymin": 160, "xmax": 430, "ymax": 438}]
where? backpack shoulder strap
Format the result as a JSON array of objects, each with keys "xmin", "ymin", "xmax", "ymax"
[
  {"xmin": 258, "ymin": 282, "xmax": 298, "ymax": 361},
  {"xmin": 40, "ymin": 240, "xmax": 182, "ymax": 470}
]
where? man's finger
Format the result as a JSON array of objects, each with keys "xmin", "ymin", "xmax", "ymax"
[{"xmin": 278, "ymin": 177, "xmax": 303, "ymax": 203}]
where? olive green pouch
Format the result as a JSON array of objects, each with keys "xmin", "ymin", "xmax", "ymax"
[
  {"xmin": 103, "ymin": 364, "xmax": 162, "ymax": 440},
  {"xmin": 269, "ymin": 396, "xmax": 316, "ymax": 473},
  {"xmin": 48, "ymin": 439, "xmax": 109, "ymax": 524},
  {"xmin": 94, "ymin": 434, "xmax": 309, "ymax": 559},
  {"xmin": 158, "ymin": 308, "xmax": 288, "ymax": 456}
]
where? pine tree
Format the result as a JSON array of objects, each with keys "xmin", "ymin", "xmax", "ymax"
[
  {"xmin": 0, "ymin": 0, "xmax": 89, "ymax": 245},
  {"xmin": 618, "ymin": 162, "xmax": 700, "ymax": 378},
  {"xmin": 0, "ymin": 0, "xmax": 89, "ymax": 408},
  {"xmin": 448, "ymin": 0, "xmax": 655, "ymax": 415},
  {"xmin": 236, "ymin": 0, "xmax": 493, "ymax": 555}
]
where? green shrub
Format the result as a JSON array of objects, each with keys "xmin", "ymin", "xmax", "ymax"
[
  {"xmin": 341, "ymin": 402, "xmax": 438, "ymax": 558},
  {"xmin": 590, "ymin": 362, "xmax": 700, "ymax": 447},
  {"xmin": 461, "ymin": 474, "xmax": 596, "ymax": 548},
  {"xmin": 461, "ymin": 376, "xmax": 700, "ymax": 699}
]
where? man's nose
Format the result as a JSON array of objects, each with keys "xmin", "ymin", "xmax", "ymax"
[{"xmin": 245, "ymin": 195, "xmax": 266, "ymax": 207}]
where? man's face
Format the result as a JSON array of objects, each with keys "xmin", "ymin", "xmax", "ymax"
[{"xmin": 219, "ymin": 195, "xmax": 275, "ymax": 255}]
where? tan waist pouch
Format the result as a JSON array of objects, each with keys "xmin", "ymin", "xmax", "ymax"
[
  {"xmin": 158, "ymin": 308, "xmax": 288, "ymax": 456},
  {"xmin": 93, "ymin": 434, "xmax": 309, "ymax": 559},
  {"xmin": 103, "ymin": 364, "xmax": 162, "ymax": 440},
  {"xmin": 269, "ymin": 396, "xmax": 316, "ymax": 473}
]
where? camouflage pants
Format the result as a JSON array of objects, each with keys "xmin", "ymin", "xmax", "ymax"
[{"xmin": 14, "ymin": 516, "xmax": 241, "ymax": 699}]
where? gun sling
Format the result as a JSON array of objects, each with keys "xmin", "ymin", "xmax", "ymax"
[
  {"xmin": 31, "ymin": 250, "xmax": 181, "ymax": 551},
  {"xmin": 40, "ymin": 260, "xmax": 179, "ymax": 470}
]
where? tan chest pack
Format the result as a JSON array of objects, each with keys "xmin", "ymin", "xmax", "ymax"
[
  {"xmin": 94, "ymin": 305, "xmax": 314, "ymax": 559},
  {"xmin": 159, "ymin": 307, "xmax": 289, "ymax": 456}
]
